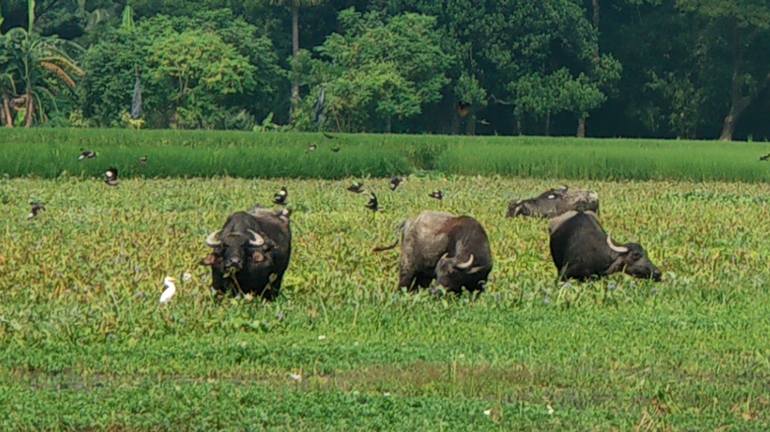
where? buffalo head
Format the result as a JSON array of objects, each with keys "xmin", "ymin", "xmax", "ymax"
[
  {"xmin": 508, "ymin": 187, "xmax": 599, "ymax": 218},
  {"xmin": 605, "ymin": 236, "xmax": 662, "ymax": 281},
  {"xmin": 435, "ymin": 253, "xmax": 489, "ymax": 292},
  {"xmin": 202, "ymin": 228, "xmax": 273, "ymax": 275}
]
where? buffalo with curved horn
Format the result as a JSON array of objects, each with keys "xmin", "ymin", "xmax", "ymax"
[
  {"xmin": 201, "ymin": 206, "xmax": 292, "ymax": 299},
  {"xmin": 548, "ymin": 210, "xmax": 661, "ymax": 282},
  {"xmin": 374, "ymin": 211, "xmax": 492, "ymax": 294}
]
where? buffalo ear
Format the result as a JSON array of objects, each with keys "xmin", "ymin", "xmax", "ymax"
[
  {"xmin": 276, "ymin": 208, "xmax": 291, "ymax": 221},
  {"xmin": 200, "ymin": 254, "xmax": 218, "ymax": 266},
  {"xmin": 252, "ymin": 251, "xmax": 266, "ymax": 263}
]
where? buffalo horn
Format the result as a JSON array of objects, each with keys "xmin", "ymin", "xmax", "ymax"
[
  {"xmin": 606, "ymin": 235, "xmax": 629, "ymax": 254},
  {"xmin": 206, "ymin": 230, "xmax": 222, "ymax": 247},
  {"xmin": 248, "ymin": 229, "xmax": 265, "ymax": 246},
  {"xmin": 456, "ymin": 254, "xmax": 475, "ymax": 270}
]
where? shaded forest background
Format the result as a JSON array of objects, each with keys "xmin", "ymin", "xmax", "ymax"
[{"xmin": 1, "ymin": 0, "xmax": 769, "ymax": 140}]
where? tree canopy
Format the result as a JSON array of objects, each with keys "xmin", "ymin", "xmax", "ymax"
[{"xmin": 1, "ymin": 0, "xmax": 770, "ymax": 140}]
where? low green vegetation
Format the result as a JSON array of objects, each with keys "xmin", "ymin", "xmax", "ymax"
[
  {"xmin": 2, "ymin": 129, "xmax": 770, "ymax": 182},
  {"xmin": 1, "ymin": 175, "xmax": 769, "ymax": 429}
]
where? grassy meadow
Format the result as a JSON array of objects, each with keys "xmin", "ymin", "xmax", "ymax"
[
  {"xmin": 2, "ymin": 128, "xmax": 770, "ymax": 182},
  {"xmin": 1, "ymin": 172, "xmax": 770, "ymax": 430}
]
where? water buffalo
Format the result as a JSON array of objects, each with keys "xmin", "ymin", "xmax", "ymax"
[
  {"xmin": 548, "ymin": 210, "xmax": 661, "ymax": 282},
  {"xmin": 507, "ymin": 186, "xmax": 599, "ymax": 218},
  {"xmin": 375, "ymin": 211, "xmax": 492, "ymax": 293},
  {"xmin": 201, "ymin": 206, "xmax": 292, "ymax": 299}
]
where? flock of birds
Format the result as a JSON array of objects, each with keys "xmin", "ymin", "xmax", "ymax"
[
  {"xmin": 20, "ymin": 141, "xmax": 770, "ymax": 305},
  {"xmin": 25, "ymin": 138, "xmax": 449, "ymax": 305},
  {"xmin": 271, "ymin": 176, "xmax": 442, "ymax": 214}
]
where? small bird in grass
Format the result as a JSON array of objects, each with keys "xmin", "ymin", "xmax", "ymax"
[
  {"xmin": 78, "ymin": 149, "xmax": 96, "ymax": 160},
  {"xmin": 347, "ymin": 181, "xmax": 364, "ymax": 193},
  {"xmin": 760, "ymin": 153, "xmax": 770, "ymax": 161},
  {"xmin": 307, "ymin": 143, "xmax": 318, "ymax": 153},
  {"xmin": 429, "ymin": 190, "xmax": 443, "ymax": 200},
  {"xmin": 389, "ymin": 176, "xmax": 402, "ymax": 191},
  {"xmin": 28, "ymin": 202, "xmax": 45, "ymax": 219},
  {"xmin": 273, "ymin": 187, "xmax": 288, "ymax": 205},
  {"xmin": 323, "ymin": 132, "xmax": 336, "ymax": 140},
  {"xmin": 104, "ymin": 167, "xmax": 119, "ymax": 186},
  {"xmin": 138, "ymin": 155, "xmax": 148, "ymax": 165},
  {"xmin": 160, "ymin": 276, "xmax": 177, "ymax": 305},
  {"xmin": 365, "ymin": 192, "xmax": 379, "ymax": 212}
]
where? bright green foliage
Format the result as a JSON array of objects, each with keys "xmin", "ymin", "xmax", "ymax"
[
  {"xmin": 79, "ymin": 10, "xmax": 283, "ymax": 129},
  {"xmin": 297, "ymin": 9, "xmax": 451, "ymax": 132},
  {"xmin": 2, "ymin": 175, "xmax": 770, "ymax": 429},
  {"xmin": 151, "ymin": 30, "xmax": 256, "ymax": 128}
]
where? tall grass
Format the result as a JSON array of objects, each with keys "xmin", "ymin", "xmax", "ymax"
[
  {"xmin": 1, "ymin": 128, "xmax": 768, "ymax": 181},
  {"xmin": 435, "ymin": 137, "xmax": 770, "ymax": 182}
]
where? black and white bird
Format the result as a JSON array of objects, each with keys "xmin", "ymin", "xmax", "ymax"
[
  {"xmin": 365, "ymin": 192, "xmax": 379, "ymax": 212},
  {"xmin": 389, "ymin": 176, "xmax": 402, "ymax": 191},
  {"xmin": 104, "ymin": 167, "xmax": 119, "ymax": 186},
  {"xmin": 429, "ymin": 190, "xmax": 443, "ymax": 200},
  {"xmin": 78, "ymin": 149, "xmax": 97, "ymax": 160},
  {"xmin": 139, "ymin": 155, "xmax": 148, "ymax": 165},
  {"xmin": 273, "ymin": 187, "xmax": 288, "ymax": 205},
  {"xmin": 347, "ymin": 181, "xmax": 364, "ymax": 193},
  {"xmin": 307, "ymin": 143, "xmax": 318, "ymax": 152},
  {"xmin": 760, "ymin": 153, "xmax": 770, "ymax": 161},
  {"xmin": 28, "ymin": 202, "xmax": 45, "ymax": 219}
]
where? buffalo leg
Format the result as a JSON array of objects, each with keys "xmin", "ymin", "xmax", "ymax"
[
  {"xmin": 415, "ymin": 274, "xmax": 434, "ymax": 289},
  {"xmin": 399, "ymin": 268, "xmax": 416, "ymax": 291}
]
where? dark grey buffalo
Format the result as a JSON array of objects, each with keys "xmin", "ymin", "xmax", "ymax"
[
  {"xmin": 507, "ymin": 186, "xmax": 599, "ymax": 218},
  {"xmin": 201, "ymin": 206, "xmax": 292, "ymax": 299},
  {"xmin": 375, "ymin": 211, "xmax": 492, "ymax": 293},
  {"xmin": 548, "ymin": 210, "xmax": 661, "ymax": 282}
]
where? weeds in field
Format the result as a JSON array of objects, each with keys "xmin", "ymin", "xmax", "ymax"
[{"xmin": 1, "ymin": 176, "xmax": 770, "ymax": 429}]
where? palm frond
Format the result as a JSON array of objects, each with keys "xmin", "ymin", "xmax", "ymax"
[{"xmin": 40, "ymin": 61, "xmax": 77, "ymax": 88}]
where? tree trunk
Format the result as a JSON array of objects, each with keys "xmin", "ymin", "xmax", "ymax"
[
  {"xmin": 577, "ymin": 117, "xmax": 586, "ymax": 138},
  {"xmin": 289, "ymin": 3, "xmax": 300, "ymax": 122},
  {"xmin": 466, "ymin": 113, "xmax": 476, "ymax": 135},
  {"xmin": 1, "ymin": 95, "xmax": 11, "ymax": 127},
  {"xmin": 451, "ymin": 110, "xmax": 460, "ymax": 135},
  {"xmin": 577, "ymin": 0, "xmax": 601, "ymax": 138},
  {"xmin": 720, "ymin": 23, "xmax": 746, "ymax": 141},
  {"xmin": 385, "ymin": 116, "xmax": 392, "ymax": 133},
  {"xmin": 25, "ymin": 93, "xmax": 34, "ymax": 127},
  {"xmin": 544, "ymin": 112, "xmax": 551, "ymax": 136}
]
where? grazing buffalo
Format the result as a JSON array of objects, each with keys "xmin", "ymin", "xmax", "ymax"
[
  {"xmin": 507, "ymin": 186, "xmax": 599, "ymax": 218},
  {"xmin": 201, "ymin": 206, "xmax": 292, "ymax": 299},
  {"xmin": 548, "ymin": 210, "xmax": 661, "ymax": 282},
  {"xmin": 375, "ymin": 211, "xmax": 492, "ymax": 293}
]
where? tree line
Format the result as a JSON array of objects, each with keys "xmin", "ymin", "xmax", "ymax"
[{"xmin": 1, "ymin": 0, "xmax": 769, "ymax": 140}]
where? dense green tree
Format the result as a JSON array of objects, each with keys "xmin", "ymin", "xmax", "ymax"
[
  {"xmin": 1, "ymin": 27, "xmax": 83, "ymax": 126},
  {"xmin": 267, "ymin": 0, "xmax": 325, "ymax": 121},
  {"xmin": 296, "ymin": 9, "xmax": 450, "ymax": 132},
  {"xmin": 80, "ymin": 9, "xmax": 283, "ymax": 128},
  {"xmin": 3, "ymin": 0, "xmax": 770, "ymax": 139},
  {"xmin": 676, "ymin": 0, "xmax": 770, "ymax": 141}
]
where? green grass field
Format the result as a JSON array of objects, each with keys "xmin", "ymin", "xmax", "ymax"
[
  {"xmin": 2, "ymin": 173, "xmax": 770, "ymax": 430},
  {"xmin": 3, "ymin": 128, "xmax": 770, "ymax": 182}
]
